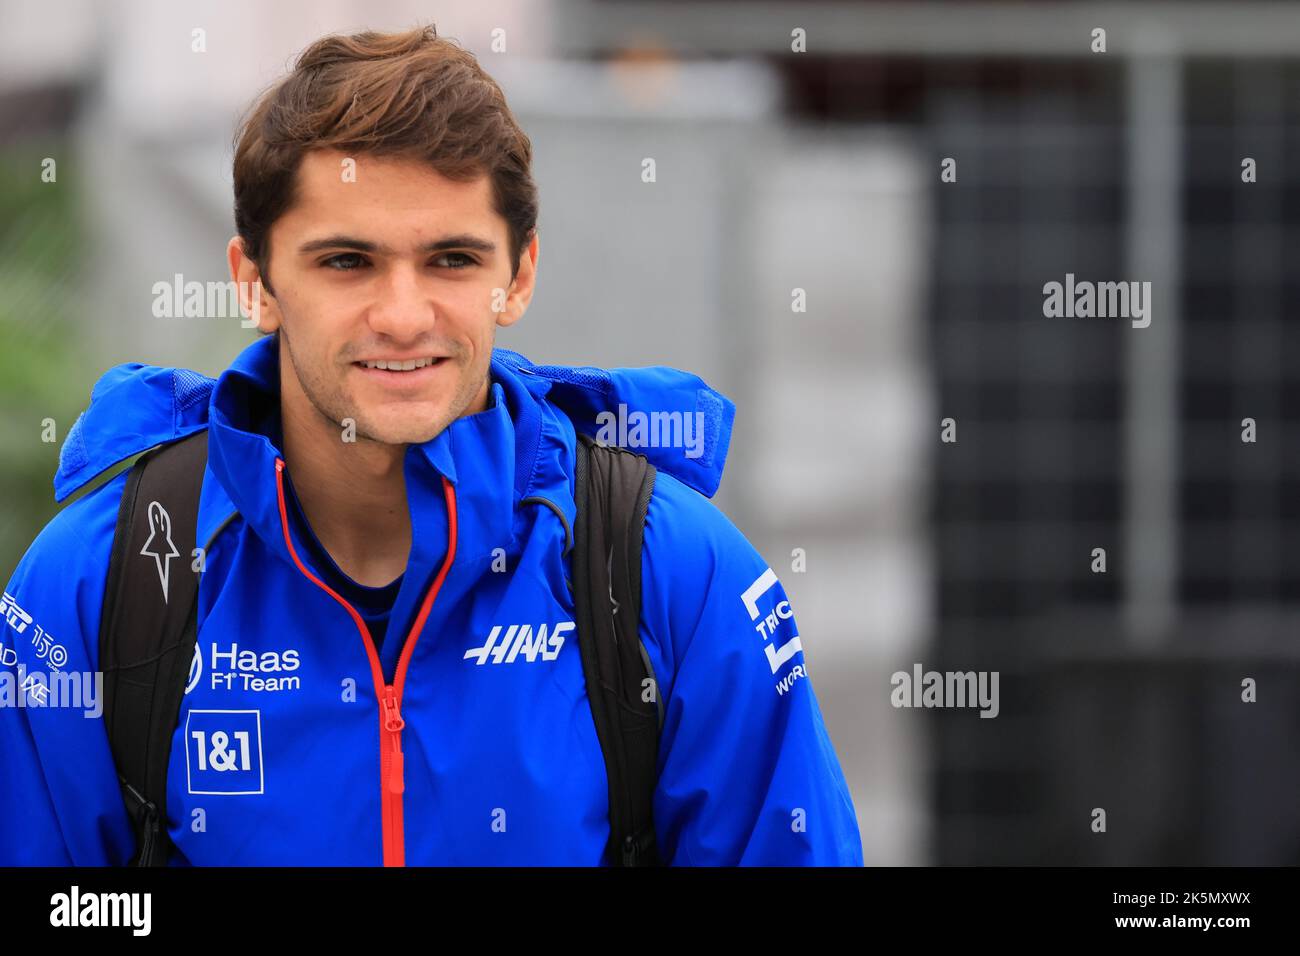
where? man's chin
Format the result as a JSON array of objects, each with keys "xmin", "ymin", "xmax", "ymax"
[
  {"xmin": 370, "ymin": 423, "xmax": 449, "ymax": 446},
  {"xmin": 351, "ymin": 409, "xmax": 451, "ymax": 446}
]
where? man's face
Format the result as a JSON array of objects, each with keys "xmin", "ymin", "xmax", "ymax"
[{"xmin": 230, "ymin": 149, "xmax": 537, "ymax": 446}]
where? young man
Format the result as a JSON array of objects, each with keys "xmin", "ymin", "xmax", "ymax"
[{"xmin": 0, "ymin": 25, "xmax": 862, "ymax": 866}]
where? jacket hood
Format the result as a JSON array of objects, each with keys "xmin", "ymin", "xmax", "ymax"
[{"xmin": 55, "ymin": 336, "xmax": 736, "ymax": 506}]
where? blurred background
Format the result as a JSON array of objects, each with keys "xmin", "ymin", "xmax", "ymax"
[{"xmin": 2, "ymin": 0, "xmax": 1298, "ymax": 865}]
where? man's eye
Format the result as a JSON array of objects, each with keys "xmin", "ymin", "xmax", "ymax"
[
  {"xmin": 322, "ymin": 253, "xmax": 367, "ymax": 271},
  {"xmin": 435, "ymin": 252, "xmax": 475, "ymax": 269}
]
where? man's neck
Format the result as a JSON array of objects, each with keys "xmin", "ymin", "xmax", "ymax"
[
  {"xmin": 278, "ymin": 354, "xmax": 411, "ymax": 589},
  {"xmin": 281, "ymin": 405, "xmax": 411, "ymax": 588}
]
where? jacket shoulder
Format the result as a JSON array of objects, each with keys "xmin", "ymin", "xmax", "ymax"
[{"xmin": 24, "ymin": 466, "xmax": 128, "ymax": 573}]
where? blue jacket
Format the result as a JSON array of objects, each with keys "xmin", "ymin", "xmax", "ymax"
[{"xmin": 0, "ymin": 334, "xmax": 862, "ymax": 865}]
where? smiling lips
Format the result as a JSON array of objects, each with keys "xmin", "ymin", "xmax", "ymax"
[
  {"xmin": 351, "ymin": 356, "xmax": 450, "ymax": 390},
  {"xmin": 355, "ymin": 356, "xmax": 446, "ymax": 372}
]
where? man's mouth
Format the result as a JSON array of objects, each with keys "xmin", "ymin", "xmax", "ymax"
[
  {"xmin": 353, "ymin": 356, "xmax": 447, "ymax": 372},
  {"xmin": 351, "ymin": 355, "xmax": 450, "ymax": 388}
]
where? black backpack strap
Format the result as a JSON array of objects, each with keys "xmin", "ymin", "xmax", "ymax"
[
  {"xmin": 99, "ymin": 430, "xmax": 208, "ymax": 866},
  {"xmin": 572, "ymin": 432, "xmax": 662, "ymax": 866}
]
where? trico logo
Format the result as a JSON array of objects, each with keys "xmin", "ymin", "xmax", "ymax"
[
  {"xmin": 464, "ymin": 622, "xmax": 573, "ymax": 665},
  {"xmin": 741, "ymin": 568, "xmax": 807, "ymax": 695},
  {"xmin": 187, "ymin": 642, "xmax": 301, "ymax": 693}
]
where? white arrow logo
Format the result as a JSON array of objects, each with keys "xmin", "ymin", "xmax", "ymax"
[{"xmin": 140, "ymin": 500, "xmax": 180, "ymax": 603}]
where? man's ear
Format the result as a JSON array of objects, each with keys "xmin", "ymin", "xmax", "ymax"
[
  {"xmin": 496, "ymin": 231, "xmax": 539, "ymax": 329},
  {"xmin": 227, "ymin": 235, "xmax": 280, "ymax": 333}
]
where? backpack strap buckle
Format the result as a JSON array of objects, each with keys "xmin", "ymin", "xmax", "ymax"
[{"xmin": 119, "ymin": 776, "xmax": 165, "ymax": 867}]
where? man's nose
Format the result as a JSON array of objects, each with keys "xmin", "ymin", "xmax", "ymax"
[{"xmin": 366, "ymin": 263, "xmax": 436, "ymax": 340}]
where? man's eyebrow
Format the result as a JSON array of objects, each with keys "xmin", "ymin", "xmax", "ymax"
[{"xmin": 296, "ymin": 234, "xmax": 497, "ymax": 255}]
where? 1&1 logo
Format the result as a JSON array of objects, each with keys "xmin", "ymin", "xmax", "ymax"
[{"xmin": 185, "ymin": 709, "xmax": 264, "ymax": 795}]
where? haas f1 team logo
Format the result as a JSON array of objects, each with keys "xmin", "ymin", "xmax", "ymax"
[
  {"xmin": 742, "ymin": 568, "xmax": 806, "ymax": 694},
  {"xmin": 139, "ymin": 500, "xmax": 181, "ymax": 603}
]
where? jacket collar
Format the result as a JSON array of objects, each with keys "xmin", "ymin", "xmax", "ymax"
[{"xmin": 205, "ymin": 335, "xmax": 550, "ymax": 614}]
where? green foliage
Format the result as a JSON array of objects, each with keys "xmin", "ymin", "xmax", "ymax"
[{"xmin": 0, "ymin": 142, "xmax": 98, "ymax": 578}]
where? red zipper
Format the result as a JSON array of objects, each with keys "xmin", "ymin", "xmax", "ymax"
[{"xmin": 274, "ymin": 457, "xmax": 457, "ymax": 866}]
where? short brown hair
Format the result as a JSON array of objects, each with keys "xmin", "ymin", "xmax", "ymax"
[{"xmin": 232, "ymin": 24, "xmax": 538, "ymax": 294}]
